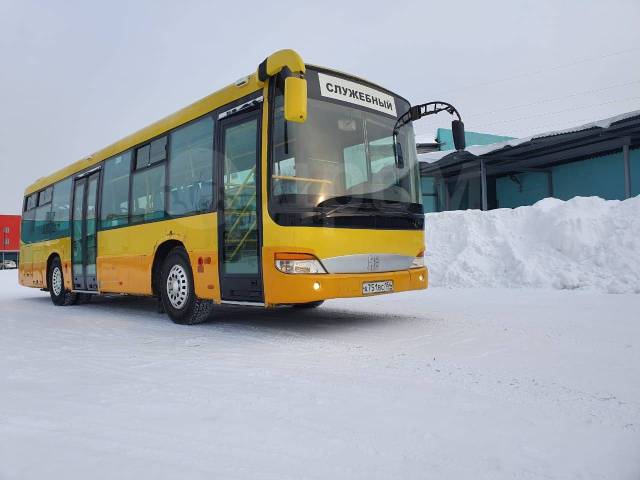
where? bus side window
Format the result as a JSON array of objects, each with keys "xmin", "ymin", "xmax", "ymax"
[
  {"xmin": 131, "ymin": 164, "xmax": 166, "ymax": 223},
  {"xmin": 131, "ymin": 136, "xmax": 167, "ymax": 224},
  {"xmin": 51, "ymin": 178, "xmax": 72, "ymax": 237},
  {"xmin": 101, "ymin": 152, "xmax": 132, "ymax": 229},
  {"xmin": 135, "ymin": 137, "xmax": 167, "ymax": 170},
  {"xmin": 168, "ymin": 116, "xmax": 214, "ymax": 216},
  {"xmin": 34, "ymin": 187, "xmax": 53, "ymax": 242},
  {"xmin": 21, "ymin": 193, "xmax": 38, "ymax": 243}
]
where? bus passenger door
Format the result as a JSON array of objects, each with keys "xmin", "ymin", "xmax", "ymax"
[
  {"xmin": 217, "ymin": 108, "xmax": 263, "ymax": 302},
  {"xmin": 72, "ymin": 169, "xmax": 100, "ymax": 291}
]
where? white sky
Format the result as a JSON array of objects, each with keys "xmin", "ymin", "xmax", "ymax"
[{"xmin": 1, "ymin": 0, "xmax": 639, "ymax": 213}]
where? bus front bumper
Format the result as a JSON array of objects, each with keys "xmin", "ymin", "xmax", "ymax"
[{"xmin": 264, "ymin": 267, "xmax": 428, "ymax": 306}]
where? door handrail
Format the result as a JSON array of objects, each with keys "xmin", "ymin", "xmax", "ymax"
[
  {"xmin": 229, "ymin": 218, "xmax": 257, "ymax": 261},
  {"xmin": 226, "ymin": 165, "xmax": 256, "ymax": 210},
  {"xmin": 226, "ymin": 190, "xmax": 257, "ymax": 240}
]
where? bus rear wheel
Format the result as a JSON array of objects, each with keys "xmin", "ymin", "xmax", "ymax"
[
  {"xmin": 48, "ymin": 257, "xmax": 78, "ymax": 306},
  {"xmin": 160, "ymin": 247, "xmax": 212, "ymax": 325}
]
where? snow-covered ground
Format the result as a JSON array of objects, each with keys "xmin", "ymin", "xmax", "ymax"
[
  {"xmin": 1, "ymin": 269, "xmax": 639, "ymax": 479},
  {"xmin": 426, "ymin": 196, "xmax": 640, "ymax": 293}
]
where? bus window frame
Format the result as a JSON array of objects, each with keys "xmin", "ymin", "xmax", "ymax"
[
  {"xmin": 129, "ymin": 136, "xmax": 168, "ymax": 227},
  {"xmin": 166, "ymin": 114, "xmax": 216, "ymax": 218}
]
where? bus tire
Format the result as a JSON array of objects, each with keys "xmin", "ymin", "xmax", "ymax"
[
  {"xmin": 48, "ymin": 257, "xmax": 78, "ymax": 306},
  {"xmin": 293, "ymin": 300, "xmax": 324, "ymax": 309},
  {"xmin": 161, "ymin": 247, "xmax": 212, "ymax": 325}
]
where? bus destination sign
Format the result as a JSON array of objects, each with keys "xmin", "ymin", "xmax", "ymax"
[{"xmin": 318, "ymin": 72, "xmax": 397, "ymax": 117}]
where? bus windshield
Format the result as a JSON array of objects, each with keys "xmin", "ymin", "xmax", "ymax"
[{"xmin": 270, "ymin": 70, "xmax": 422, "ymax": 229}]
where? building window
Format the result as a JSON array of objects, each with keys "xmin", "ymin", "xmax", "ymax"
[
  {"xmin": 3, "ymin": 226, "xmax": 8, "ymax": 233},
  {"xmin": 168, "ymin": 116, "xmax": 214, "ymax": 216},
  {"xmin": 4, "ymin": 238, "xmax": 9, "ymax": 246}
]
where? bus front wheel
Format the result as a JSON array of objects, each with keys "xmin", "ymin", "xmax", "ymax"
[{"xmin": 161, "ymin": 247, "xmax": 212, "ymax": 325}]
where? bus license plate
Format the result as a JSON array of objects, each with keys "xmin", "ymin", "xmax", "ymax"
[{"xmin": 362, "ymin": 280, "xmax": 393, "ymax": 295}]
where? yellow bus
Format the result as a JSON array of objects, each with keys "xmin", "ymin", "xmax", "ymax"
[{"xmin": 19, "ymin": 49, "xmax": 465, "ymax": 324}]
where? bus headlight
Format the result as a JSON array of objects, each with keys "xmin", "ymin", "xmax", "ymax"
[
  {"xmin": 275, "ymin": 253, "xmax": 327, "ymax": 274},
  {"xmin": 411, "ymin": 250, "xmax": 425, "ymax": 268}
]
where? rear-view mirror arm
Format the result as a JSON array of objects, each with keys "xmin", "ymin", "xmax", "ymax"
[{"xmin": 393, "ymin": 101, "xmax": 466, "ymax": 151}]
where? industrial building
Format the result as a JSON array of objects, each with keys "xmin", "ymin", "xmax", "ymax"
[
  {"xmin": 419, "ymin": 110, "xmax": 640, "ymax": 212},
  {"xmin": 0, "ymin": 214, "xmax": 20, "ymax": 267}
]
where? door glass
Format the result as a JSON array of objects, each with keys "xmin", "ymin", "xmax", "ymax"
[
  {"xmin": 85, "ymin": 175, "xmax": 98, "ymax": 276},
  {"xmin": 72, "ymin": 181, "xmax": 85, "ymax": 277},
  {"xmin": 222, "ymin": 119, "xmax": 258, "ymax": 275}
]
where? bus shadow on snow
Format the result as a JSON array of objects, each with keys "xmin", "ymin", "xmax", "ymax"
[
  {"xmin": 38, "ymin": 293, "xmax": 415, "ymax": 332},
  {"xmin": 203, "ymin": 303, "xmax": 411, "ymax": 332}
]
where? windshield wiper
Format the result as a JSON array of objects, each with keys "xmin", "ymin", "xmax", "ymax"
[
  {"xmin": 317, "ymin": 196, "xmax": 369, "ymax": 216},
  {"xmin": 316, "ymin": 195, "xmax": 359, "ymax": 209},
  {"xmin": 317, "ymin": 196, "xmax": 414, "ymax": 217}
]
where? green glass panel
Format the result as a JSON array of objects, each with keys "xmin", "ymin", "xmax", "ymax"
[
  {"xmin": 51, "ymin": 178, "xmax": 72, "ymax": 237},
  {"xmin": 223, "ymin": 119, "xmax": 258, "ymax": 275},
  {"xmin": 72, "ymin": 181, "xmax": 84, "ymax": 276},
  {"xmin": 630, "ymin": 148, "xmax": 640, "ymax": 197},
  {"xmin": 101, "ymin": 152, "xmax": 131, "ymax": 229},
  {"xmin": 85, "ymin": 176, "xmax": 98, "ymax": 275}
]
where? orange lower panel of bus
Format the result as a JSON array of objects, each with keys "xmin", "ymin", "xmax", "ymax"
[{"xmin": 263, "ymin": 265, "xmax": 428, "ymax": 306}]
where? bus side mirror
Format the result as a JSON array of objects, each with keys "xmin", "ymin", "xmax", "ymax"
[
  {"xmin": 284, "ymin": 76, "xmax": 307, "ymax": 123},
  {"xmin": 452, "ymin": 119, "xmax": 466, "ymax": 150}
]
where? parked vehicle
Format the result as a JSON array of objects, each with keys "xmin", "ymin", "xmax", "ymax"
[{"xmin": 19, "ymin": 49, "xmax": 464, "ymax": 324}]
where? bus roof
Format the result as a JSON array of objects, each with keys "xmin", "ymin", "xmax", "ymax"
[{"xmin": 24, "ymin": 61, "xmax": 407, "ymax": 197}]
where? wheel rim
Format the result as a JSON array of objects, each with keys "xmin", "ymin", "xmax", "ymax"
[
  {"xmin": 52, "ymin": 266, "xmax": 63, "ymax": 296},
  {"xmin": 166, "ymin": 264, "xmax": 189, "ymax": 309}
]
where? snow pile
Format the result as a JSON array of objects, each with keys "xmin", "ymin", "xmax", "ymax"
[{"xmin": 425, "ymin": 196, "xmax": 640, "ymax": 293}]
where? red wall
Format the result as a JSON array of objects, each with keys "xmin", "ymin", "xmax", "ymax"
[{"xmin": 0, "ymin": 215, "xmax": 21, "ymax": 251}]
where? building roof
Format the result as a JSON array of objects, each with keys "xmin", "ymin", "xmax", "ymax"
[
  {"xmin": 420, "ymin": 109, "xmax": 640, "ymax": 175},
  {"xmin": 435, "ymin": 128, "xmax": 514, "ymax": 152},
  {"xmin": 416, "ymin": 141, "xmax": 440, "ymax": 154}
]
